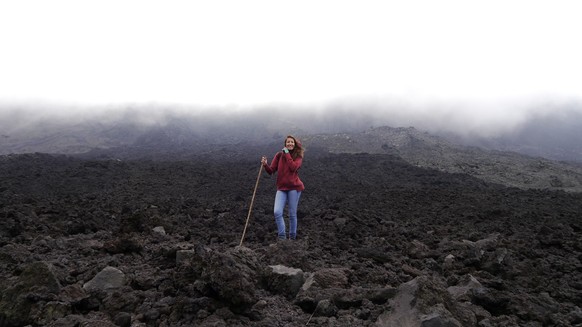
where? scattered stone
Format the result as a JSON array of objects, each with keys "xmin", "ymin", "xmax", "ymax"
[
  {"xmin": 153, "ymin": 226, "xmax": 166, "ymax": 235},
  {"xmin": 1, "ymin": 148, "xmax": 581, "ymax": 326},
  {"xmin": 265, "ymin": 265, "xmax": 305, "ymax": 299},
  {"xmin": 376, "ymin": 276, "xmax": 475, "ymax": 327},
  {"xmin": 0, "ymin": 261, "xmax": 61, "ymax": 326},
  {"xmin": 83, "ymin": 266, "xmax": 125, "ymax": 292},
  {"xmin": 447, "ymin": 274, "xmax": 483, "ymax": 301},
  {"xmin": 444, "ymin": 254, "xmax": 455, "ymax": 265},
  {"xmin": 314, "ymin": 299, "xmax": 338, "ymax": 317}
]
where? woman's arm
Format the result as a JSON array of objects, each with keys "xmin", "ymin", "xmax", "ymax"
[
  {"xmin": 283, "ymin": 153, "xmax": 302, "ymax": 172},
  {"xmin": 263, "ymin": 152, "xmax": 281, "ymax": 175}
]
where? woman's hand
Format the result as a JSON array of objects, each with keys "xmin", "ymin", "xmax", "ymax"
[{"xmin": 261, "ymin": 156, "xmax": 267, "ymax": 165}]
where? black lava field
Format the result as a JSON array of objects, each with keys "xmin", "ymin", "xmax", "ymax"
[{"xmin": 1, "ymin": 151, "xmax": 581, "ymax": 326}]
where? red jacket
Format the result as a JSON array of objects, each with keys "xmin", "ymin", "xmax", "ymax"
[{"xmin": 263, "ymin": 152, "xmax": 304, "ymax": 191}]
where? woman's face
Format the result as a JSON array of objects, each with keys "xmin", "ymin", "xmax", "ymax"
[{"xmin": 285, "ymin": 138, "xmax": 295, "ymax": 151}]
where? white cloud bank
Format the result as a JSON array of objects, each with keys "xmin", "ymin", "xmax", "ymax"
[{"xmin": 1, "ymin": 0, "xmax": 581, "ymax": 108}]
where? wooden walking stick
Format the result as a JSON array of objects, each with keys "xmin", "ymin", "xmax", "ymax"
[{"xmin": 239, "ymin": 164, "xmax": 263, "ymax": 247}]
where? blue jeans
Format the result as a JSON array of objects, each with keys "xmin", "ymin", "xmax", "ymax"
[{"xmin": 274, "ymin": 190, "xmax": 302, "ymax": 239}]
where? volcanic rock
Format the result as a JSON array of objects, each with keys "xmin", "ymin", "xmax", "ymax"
[
  {"xmin": 1, "ymin": 129, "xmax": 581, "ymax": 326},
  {"xmin": 83, "ymin": 266, "xmax": 125, "ymax": 293}
]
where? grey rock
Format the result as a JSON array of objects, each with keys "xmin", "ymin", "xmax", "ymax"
[
  {"xmin": 376, "ymin": 276, "xmax": 476, "ymax": 327},
  {"xmin": 83, "ymin": 266, "xmax": 125, "ymax": 292},
  {"xmin": 265, "ymin": 264, "xmax": 305, "ymax": 299},
  {"xmin": 447, "ymin": 274, "xmax": 483, "ymax": 301},
  {"xmin": 0, "ymin": 261, "xmax": 61, "ymax": 327},
  {"xmin": 152, "ymin": 226, "xmax": 166, "ymax": 235}
]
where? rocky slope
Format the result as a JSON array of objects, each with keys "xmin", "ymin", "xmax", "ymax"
[
  {"xmin": 303, "ymin": 126, "xmax": 582, "ymax": 192},
  {"xmin": 1, "ymin": 148, "xmax": 581, "ymax": 326},
  {"xmin": 4, "ymin": 110, "xmax": 582, "ymax": 193}
]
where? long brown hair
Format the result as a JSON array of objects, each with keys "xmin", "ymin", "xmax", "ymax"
[{"xmin": 285, "ymin": 135, "xmax": 304, "ymax": 159}]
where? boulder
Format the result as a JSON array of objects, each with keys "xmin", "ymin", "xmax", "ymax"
[
  {"xmin": 153, "ymin": 226, "xmax": 166, "ymax": 235},
  {"xmin": 407, "ymin": 240, "xmax": 431, "ymax": 259},
  {"xmin": 312, "ymin": 267, "xmax": 351, "ymax": 288},
  {"xmin": 0, "ymin": 261, "xmax": 61, "ymax": 327},
  {"xmin": 447, "ymin": 274, "xmax": 483, "ymax": 301},
  {"xmin": 295, "ymin": 268, "xmax": 397, "ymax": 314},
  {"xmin": 186, "ymin": 245, "xmax": 263, "ymax": 310},
  {"xmin": 83, "ymin": 266, "xmax": 125, "ymax": 292},
  {"xmin": 265, "ymin": 264, "xmax": 305, "ymax": 299},
  {"xmin": 59, "ymin": 284, "xmax": 89, "ymax": 304},
  {"xmin": 376, "ymin": 276, "xmax": 480, "ymax": 327}
]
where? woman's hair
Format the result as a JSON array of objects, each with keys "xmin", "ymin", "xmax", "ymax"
[{"xmin": 285, "ymin": 135, "xmax": 304, "ymax": 159}]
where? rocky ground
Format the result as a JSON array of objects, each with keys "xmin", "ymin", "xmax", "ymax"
[
  {"xmin": 1, "ymin": 150, "xmax": 582, "ymax": 326},
  {"xmin": 302, "ymin": 127, "xmax": 582, "ymax": 193}
]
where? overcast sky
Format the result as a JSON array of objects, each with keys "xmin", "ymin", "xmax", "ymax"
[{"xmin": 1, "ymin": 0, "xmax": 581, "ymax": 117}]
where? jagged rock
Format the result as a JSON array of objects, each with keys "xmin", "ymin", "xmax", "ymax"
[
  {"xmin": 402, "ymin": 264, "xmax": 424, "ymax": 277},
  {"xmin": 443, "ymin": 254, "xmax": 455, "ymax": 270},
  {"xmin": 190, "ymin": 246, "xmax": 262, "ymax": 309},
  {"xmin": 153, "ymin": 226, "xmax": 166, "ymax": 235},
  {"xmin": 480, "ymin": 247, "xmax": 512, "ymax": 275},
  {"xmin": 313, "ymin": 299, "xmax": 338, "ymax": 317},
  {"xmin": 407, "ymin": 240, "xmax": 431, "ymax": 259},
  {"xmin": 447, "ymin": 274, "xmax": 483, "ymax": 301},
  {"xmin": 419, "ymin": 304, "xmax": 463, "ymax": 327},
  {"xmin": 83, "ymin": 266, "xmax": 125, "ymax": 292},
  {"xmin": 1, "ymin": 144, "xmax": 581, "ymax": 326},
  {"xmin": 311, "ymin": 267, "xmax": 351, "ymax": 288},
  {"xmin": 474, "ymin": 233, "xmax": 500, "ymax": 251},
  {"xmin": 101, "ymin": 287, "xmax": 142, "ymax": 312},
  {"xmin": 31, "ymin": 301, "xmax": 72, "ymax": 326},
  {"xmin": 296, "ymin": 279, "xmax": 398, "ymax": 315},
  {"xmin": 0, "ymin": 261, "xmax": 61, "ymax": 327},
  {"xmin": 376, "ymin": 276, "xmax": 477, "ymax": 327},
  {"xmin": 59, "ymin": 284, "xmax": 89, "ymax": 304},
  {"xmin": 264, "ymin": 265, "xmax": 305, "ymax": 299}
]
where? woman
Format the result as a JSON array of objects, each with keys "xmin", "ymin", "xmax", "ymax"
[{"xmin": 261, "ymin": 135, "xmax": 305, "ymax": 240}]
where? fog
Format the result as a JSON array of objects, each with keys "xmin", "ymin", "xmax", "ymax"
[
  {"xmin": 1, "ymin": 96, "xmax": 580, "ymax": 137},
  {"xmin": 1, "ymin": 97, "xmax": 581, "ymax": 162},
  {"xmin": 2, "ymin": 1, "xmax": 581, "ymax": 161}
]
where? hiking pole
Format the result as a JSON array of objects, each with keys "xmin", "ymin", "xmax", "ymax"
[
  {"xmin": 239, "ymin": 164, "xmax": 263, "ymax": 247},
  {"xmin": 306, "ymin": 301, "xmax": 320, "ymax": 325}
]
